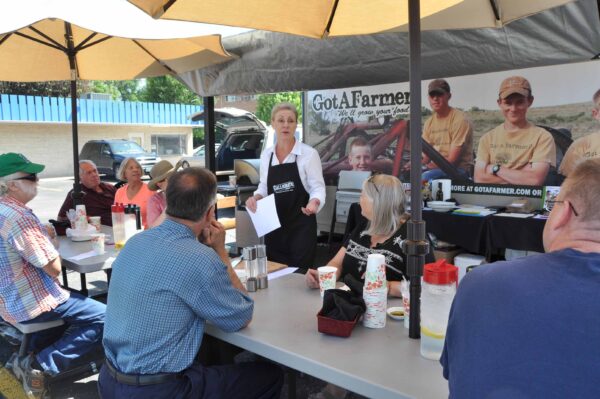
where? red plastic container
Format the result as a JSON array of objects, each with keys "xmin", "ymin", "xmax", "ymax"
[{"xmin": 317, "ymin": 310, "xmax": 360, "ymax": 338}]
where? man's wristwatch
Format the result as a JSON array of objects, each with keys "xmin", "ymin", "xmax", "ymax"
[{"xmin": 492, "ymin": 164, "xmax": 501, "ymax": 176}]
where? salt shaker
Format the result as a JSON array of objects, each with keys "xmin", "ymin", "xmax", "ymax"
[
  {"xmin": 255, "ymin": 244, "xmax": 268, "ymax": 289},
  {"xmin": 243, "ymin": 247, "xmax": 258, "ymax": 292}
]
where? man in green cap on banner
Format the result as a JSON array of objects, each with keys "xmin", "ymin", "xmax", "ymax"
[{"xmin": 0, "ymin": 153, "xmax": 105, "ymax": 398}]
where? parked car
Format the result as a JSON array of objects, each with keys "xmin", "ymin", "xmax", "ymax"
[
  {"xmin": 80, "ymin": 139, "xmax": 159, "ymax": 178},
  {"xmin": 180, "ymin": 108, "xmax": 268, "ymax": 177}
]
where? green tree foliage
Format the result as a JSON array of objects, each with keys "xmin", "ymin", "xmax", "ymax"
[
  {"xmin": 139, "ymin": 76, "xmax": 201, "ymax": 105},
  {"xmin": 255, "ymin": 92, "xmax": 302, "ymax": 124},
  {"xmin": 89, "ymin": 80, "xmax": 141, "ymax": 101},
  {"xmin": 0, "ymin": 81, "xmax": 73, "ymax": 97}
]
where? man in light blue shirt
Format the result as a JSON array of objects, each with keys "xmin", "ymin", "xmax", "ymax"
[{"xmin": 99, "ymin": 167, "xmax": 283, "ymax": 398}]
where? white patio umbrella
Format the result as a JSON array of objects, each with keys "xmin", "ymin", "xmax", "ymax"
[
  {"xmin": 0, "ymin": 0, "xmax": 248, "ymax": 200},
  {"xmin": 130, "ymin": 0, "xmax": 575, "ymax": 338}
]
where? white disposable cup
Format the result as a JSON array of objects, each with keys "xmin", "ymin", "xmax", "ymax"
[
  {"xmin": 364, "ymin": 254, "xmax": 386, "ymax": 290},
  {"xmin": 317, "ymin": 266, "xmax": 337, "ymax": 298},
  {"xmin": 229, "ymin": 175, "xmax": 237, "ymax": 187},
  {"xmin": 91, "ymin": 233, "xmax": 105, "ymax": 255},
  {"xmin": 363, "ymin": 288, "xmax": 388, "ymax": 328},
  {"xmin": 89, "ymin": 216, "xmax": 101, "ymax": 232}
]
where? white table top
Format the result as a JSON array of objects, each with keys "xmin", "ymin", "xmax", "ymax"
[
  {"xmin": 58, "ymin": 226, "xmax": 116, "ymax": 273},
  {"xmin": 205, "ymin": 273, "xmax": 448, "ymax": 399}
]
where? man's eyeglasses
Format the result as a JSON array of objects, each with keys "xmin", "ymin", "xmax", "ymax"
[
  {"xmin": 547, "ymin": 200, "xmax": 579, "ymax": 217},
  {"xmin": 12, "ymin": 173, "xmax": 38, "ymax": 182}
]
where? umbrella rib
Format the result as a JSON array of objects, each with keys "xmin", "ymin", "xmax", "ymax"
[
  {"xmin": 0, "ymin": 32, "xmax": 12, "ymax": 46},
  {"xmin": 77, "ymin": 35, "xmax": 113, "ymax": 52},
  {"xmin": 28, "ymin": 26, "xmax": 68, "ymax": 51},
  {"xmin": 323, "ymin": 0, "xmax": 340, "ymax": 37},
  {"xmin": 489, "ymin": 0, "xmax": 501, "ymax": 21},
  {"xmin": 74, "ymin": 32, "xmax": 99, "ymax": 51},
  {"xmin": 132, "ymin": 39, "xmax": 177, "ymax": 75},
  {"xmin": 14, "ymin": 31, "xmax": 65, "ymax": 52}
]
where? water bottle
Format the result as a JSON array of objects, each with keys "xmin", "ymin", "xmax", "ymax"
[
  {"xmin": 111, "ymin": 203, "xmax": 126, "ymax": 250},
  {"xmin": 420, "ymin": 259, "xmax": 458, "ymax": 360}
]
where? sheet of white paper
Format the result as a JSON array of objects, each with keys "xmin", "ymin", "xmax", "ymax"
[
  {"xmin": 248, "ymin": 194, "xmax": 281, "ymax": 237},
  {"xmin": 494, "ymin": 213, "xmax": 534, "ymax": 218},
  {"xmin": 268, "ymin": 267, "xmax": 298, "ymax": 280},
  {"xmin": 68, "ymin": 250, "xmax": 99, "ymax": 261}
]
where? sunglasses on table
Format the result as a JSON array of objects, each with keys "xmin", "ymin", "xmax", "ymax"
[{"xmin": 12, "ymin": 173, "xmax": 38, "ymax": 182}]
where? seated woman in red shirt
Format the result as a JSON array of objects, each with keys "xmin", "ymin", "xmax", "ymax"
[{"xmin": 114, "ymin": 157, "xmax": 153, "ymax": 229}]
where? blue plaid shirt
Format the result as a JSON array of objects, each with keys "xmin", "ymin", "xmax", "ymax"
[{"xmin": 103, "ymin": 219, "xmax": 253, "ymax": 374}]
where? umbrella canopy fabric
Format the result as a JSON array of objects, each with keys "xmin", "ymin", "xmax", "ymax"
[
  {"xmin": 0, "ymin": 0, "xmax": 248, "ymax": 200},
  {"xmin": 177, "ymin": 0, "xmax": 600, "ymax": 96},
  {"xmin": 130, "ymin": 0, "xmax": 574, "ymax": 38},
  {"xmin": 0, "ymin": 0, "xmax": 248, "ymax": 82}
]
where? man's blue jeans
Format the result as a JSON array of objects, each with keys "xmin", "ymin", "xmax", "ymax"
[
  {"xmin": 422, "ymin": 167, "xmax": 469, "ymax": 182},
  {"xmin": 22, "ymin": 292, "xmax": 105, "ymax": 374}
]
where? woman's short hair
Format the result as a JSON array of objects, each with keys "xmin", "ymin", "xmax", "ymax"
[
  {"xmin": 117, "ymin": 157, "xmax": 142, "ymax": 181},
  {"xmin": 166, "ymin": 167, "xmax": 217, "ymax": 222},
  {"xmin": 362, "ymin": 174, "xmax": 408, "ymax": 236},
  {"xmin": 271, "ymin": 102, "xmax": 298, "ymax": 122}
]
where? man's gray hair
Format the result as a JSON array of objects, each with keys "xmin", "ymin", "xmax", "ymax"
[
  {"xmin": 0, "ymin": 172, "xmax": 21, "ymax": 196},
  {"xmin": 79, "ymin": 160, "xmax": 97, "ymax": 174},
  {"xmin": 362, "ymin": 174, "xmax": 408, "ymax": 237},
  {"xmin": 561, "ymin": 158, "xmax": 600, "ymax": 222}
]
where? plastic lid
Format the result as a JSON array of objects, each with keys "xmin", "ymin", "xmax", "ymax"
[{"xmin": 423, "ymin": 259, "xmax": 458, "ymax": 285}]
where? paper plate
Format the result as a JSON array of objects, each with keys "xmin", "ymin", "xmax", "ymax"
[
  {"xmin": 70, "ymin": 235, "xmax": 92, "ymax": 242},
  {"xmin": 386, "ymin": 307, "xmax": 405, "ymax": 321}
]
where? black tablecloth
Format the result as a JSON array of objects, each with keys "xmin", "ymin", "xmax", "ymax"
[
  {"xmin": 423, "ymin": 210, "xmax": 546, "ymax": 259},
  {"xmin": 486, "ymin": 215, "xmax": 546, "ymax": 253},
  {"xmin": 422, "ymin": 210, "xmax": 488, "ymax": 254},
  {"xmin": 346, "ymin": 205, "xmax": 546, "ymax": 259}
]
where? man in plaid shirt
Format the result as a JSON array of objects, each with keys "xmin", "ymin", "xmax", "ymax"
[{"xmin": 0, "ymin": 153, "xmax": 105, "ymax": 398}]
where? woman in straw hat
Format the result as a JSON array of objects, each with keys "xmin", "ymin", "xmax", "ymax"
[
  {"xmin": 146, "ymin": 160, "xmax": 178, "ymax": 228},
  {"xmin": 114, "ymin": 157, "xmax": 154, "ymax": 229}
]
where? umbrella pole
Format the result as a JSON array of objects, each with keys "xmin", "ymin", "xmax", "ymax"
[
  {"xmin": 66, "ymin": 22, "xmax": 82, "ymax": 205},
  {"xmin": 203, "ymin": 96, "xmax": 216, "ymax": 173},
  {"xmin": 69, "ymin": 75, "xmax": 83, "ymax": 205},
  {"xmin": 404, "ymin": 0, "xmax": 429, "ymax": 340}
]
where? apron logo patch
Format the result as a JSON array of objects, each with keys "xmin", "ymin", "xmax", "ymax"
[{"xmin": 273, "ymin": 181, "xmax": 295, "ymax": 193}]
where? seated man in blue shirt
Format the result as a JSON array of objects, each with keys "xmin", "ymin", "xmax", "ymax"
[
  {"xmin": 99, "ymin": 167, "xmax": 283, "ymax": 399},
  {"xmin": 441, "ymin": 158, "xmax": 600, "ymax": 398}
]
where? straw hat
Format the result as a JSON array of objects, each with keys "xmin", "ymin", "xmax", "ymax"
[{"xmin": 148, "ymin": 160, "xmax": 175, "ymax": 191}]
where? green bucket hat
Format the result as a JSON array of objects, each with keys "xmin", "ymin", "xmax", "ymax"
[{"xmin": 0, "ymin": 153, "xmax": 45, "ymax": 177}]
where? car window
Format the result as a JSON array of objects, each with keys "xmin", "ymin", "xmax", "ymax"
[{"xmin": 110, "ymin": 141, "xmax": 145, "ymax": 154}]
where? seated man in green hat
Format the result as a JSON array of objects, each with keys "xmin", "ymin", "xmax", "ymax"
[{"xmin": 0, "ymin": 152, "xmax": 106, "ymax": 398}]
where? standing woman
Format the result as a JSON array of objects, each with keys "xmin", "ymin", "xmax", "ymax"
[
  {"xmin": 114, "ymin": 157, "xmax": 153, "ymax": 229},
  {"xmin": 246, "ymin": 102, "xmax": 325, "ymax": 268}
]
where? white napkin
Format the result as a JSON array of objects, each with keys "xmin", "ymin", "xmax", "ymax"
[{"xmin": 66, "ymin": 224, "xmax": 97, "ymax": 238}]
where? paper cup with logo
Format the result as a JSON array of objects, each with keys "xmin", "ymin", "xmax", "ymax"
[
  {"xmin": 363, "ymin": 287, "xmax": 388, "ymax": 328},
  {"xmin": 91, "ymin": 233, "xmax": 105, "ymax": 255},
  {"xmin": 75, "ymin": 205, "xmax": 88, "ymax": 231},
  {"xmin": 364, "ymin": 254, "xmax": 387, "ymax": 291},
  {"xmin": 317, "ymin": 266, "xmax": 337, "ymax": 297},
  {"xmin": 88, "ymin": 216, "xmax": 102, "ymax": 232}
]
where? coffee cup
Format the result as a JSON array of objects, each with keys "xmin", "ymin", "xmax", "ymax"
[
  {"xmin": 317, "ymin": 266, "xmax": 337, "ymax": 298},
  {"xmin": 91, "ymin": 233, "xmax": 105, "ymax": 255}
]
